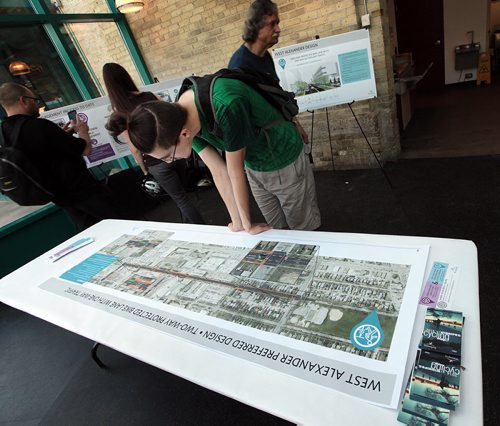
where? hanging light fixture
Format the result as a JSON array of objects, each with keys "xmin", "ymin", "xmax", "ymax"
[
  {"xmin": 9, "ymin": 60, "xmax": 31, "ymax": 76},
  {"xmin": 115, "ymin": 0, "xmax": 144, "ymax": 13}
]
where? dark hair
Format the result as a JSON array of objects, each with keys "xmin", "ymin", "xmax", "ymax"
[
  {"xmin": 0, "ymin": 82, "xmax": 31, "ymax": 108},
  {"xmin": 105, "ymin": 111, "xmax": 128, "ymax": 142},
  {"xmin": 102, "ymin": 62, "xmax": 140, "ymax": 114},
  {"xmin": 127, "ymin": 101, "xmax": 187, "ymax": 154},
  {"xmin": 243, "ymin": 0, "xmax": 278, "ymax": 42}
]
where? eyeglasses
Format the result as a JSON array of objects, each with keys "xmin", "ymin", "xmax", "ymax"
[
  {"xmin": 22, "ymin": 95, "xmax": 42, "ymax": 105},
  {"xmin": 163, "ymin": 140, "xmax": 178, "ymax": 164}
]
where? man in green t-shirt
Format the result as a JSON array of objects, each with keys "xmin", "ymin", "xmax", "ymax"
[{"xmin": 127, "ymin": 78, "xmax": 320, "ymax": 235}]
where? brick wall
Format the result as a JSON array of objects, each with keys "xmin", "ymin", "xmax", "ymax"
[
  {"xmin": 53, "ymin": 0, "xmax": 142, "ymax": 91},
  {"xmin": 124, "ymin": 0, "xmax": 399, "ymax": 170},
  {"xmin": 68, "ymin": 21, "xmax": 142, "ymax": 91}
]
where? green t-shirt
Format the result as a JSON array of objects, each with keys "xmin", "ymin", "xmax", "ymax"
[{"xmin": 191, "ymin": 79, "xmax": 303, "ymax": 172}]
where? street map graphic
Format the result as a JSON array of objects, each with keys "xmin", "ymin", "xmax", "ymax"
[{"xmin": 84, "ymin": 230, "xmax": 410, "ymax": 360}]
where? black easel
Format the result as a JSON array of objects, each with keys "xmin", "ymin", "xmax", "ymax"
[
  {"xmin": 306, "ymin": 107, "xmax": 335, "ymax": 171},
  {"xmin": 347, "ymin": 100, "xmax": 393, "ymax": 189},
  {"xmin": 325, "ymin": 107, "xmax": 335, "ymax": 171}
]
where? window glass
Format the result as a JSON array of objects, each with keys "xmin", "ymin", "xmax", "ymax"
[
  {"xmin": 0, "ymin": 202, "xmax": 44, "ymax": 229},
  {"xmin": 0, "ymin": 0, "xmax": 33, "ymax": 14},
  {"xmin": 0, "ymin": 25, "xmax": 91, "ymax": 225},
  {"xmin": 0, "ymin": 2, "xmax": 145, "ymax": 229},
  {"xmin": 61, "ymin": 21, "xmax": 144, "ymax": 91},
  {"xmin": 41, "ymin": 0, "xmax": 110, "ymax": 14},
  {"xmin": 0, "ymin": 25, "xmax": 94, "ymax": 111}
]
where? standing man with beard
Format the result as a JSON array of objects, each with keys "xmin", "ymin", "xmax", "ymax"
[
  {"xmin": 228, "ymin": 0, "xmax": 309, "ymax": 144},
  {"xmin": 0, "ymin": 82, "xmax": 121, "ymax": 230},
  {"xmin": 228, "ymin": 0, "xmax": 282, "ymax": 82}
]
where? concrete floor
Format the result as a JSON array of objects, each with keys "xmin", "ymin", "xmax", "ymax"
[{"xmin": 400, "ymin": 77, "xmax": 500, "ymax": 159}]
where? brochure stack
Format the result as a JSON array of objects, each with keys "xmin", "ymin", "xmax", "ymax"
[{"xmin": 397, "ymin": 308, "xmax": 464, "ymax": 425}]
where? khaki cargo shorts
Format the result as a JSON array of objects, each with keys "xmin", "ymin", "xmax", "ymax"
[{"xmin": 246, "ymin": 148, "xmax": 321, "ymax": 230}]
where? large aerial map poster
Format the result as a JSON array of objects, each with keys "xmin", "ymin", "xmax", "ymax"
[{"xmin": 40, "ymin": 226, "xmax": 429, "ymax": 408}]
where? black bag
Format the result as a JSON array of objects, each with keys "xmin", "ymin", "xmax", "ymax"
[
  {"xmin": 177, "ymin": 68, "xmax": 299, "ymax": 139},
  {"xmin": 0, "ymin": 117, "xmax": 55, "ymax": 206}
]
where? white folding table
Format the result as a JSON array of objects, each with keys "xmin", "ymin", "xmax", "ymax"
[{"xmin": 0, "ymin": 220, "xmax": 483, "ymax": 425}]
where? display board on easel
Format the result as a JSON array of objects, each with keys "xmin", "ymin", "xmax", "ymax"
[{"xmin": 272, "ymin": 29, "xmax": 377, "ymax": 112}]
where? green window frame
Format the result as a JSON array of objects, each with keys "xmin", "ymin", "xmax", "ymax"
[
  {"xmin": 0, "ymin": 0, "xmax": 153, "ymax": 253},
  {"xmin": 0, "ymin": 0, "xmax": 153, "ymax": 92}
]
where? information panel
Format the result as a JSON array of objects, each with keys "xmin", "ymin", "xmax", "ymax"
[
  {"xmin": 40, "ymin": 78, "xmax": 183, "ymax": 167},
  {"xmin": 272, "ymin": 29, "xmax": 377, "ymax": 111},
  {"xmin": 41, "ymin": 97, "xmax": 127, "ymax": 167}
]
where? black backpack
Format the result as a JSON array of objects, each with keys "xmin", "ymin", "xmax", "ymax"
[
  {"xmin": 0, "ymin": 116, "xmax": 55, "ymax": 206},
  {"xmin": 177, "ymin": 68, "xmax": 299, "ymax": 139}
]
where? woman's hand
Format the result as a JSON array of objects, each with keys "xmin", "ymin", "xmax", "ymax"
[{"xmin": 228, "ymin": 222, "xmax": 272, "ymax": 234}]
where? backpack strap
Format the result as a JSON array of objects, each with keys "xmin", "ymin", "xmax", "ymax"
[
  {"xmin": 214, "ymin": 68, "xmax": 299, "ymax": 121},
  {"xmin": 177, "ymin": 74, "xmax": 224, "ymax": 139},
  {"xmin": 177, "ymin": 68, "xmax": 298, "ymax": 140}
]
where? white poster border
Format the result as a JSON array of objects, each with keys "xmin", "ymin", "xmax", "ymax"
[{"xmin": 40, "ymin": 223, "xmax": 428, "ymax": 408}]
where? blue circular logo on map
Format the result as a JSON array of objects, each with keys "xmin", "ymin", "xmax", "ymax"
[
  {"xmin": 351, "ymin": 324, "xmax": 382, "ymax": 349},
  {"xmin": 278, "ymin": 58, "xmax": 286, "ymax": 70},
  {"xmin": 349, "ymin": 310, "xmax": 385, "ymax": 351}
]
